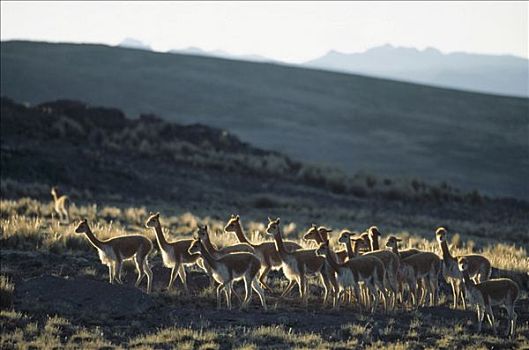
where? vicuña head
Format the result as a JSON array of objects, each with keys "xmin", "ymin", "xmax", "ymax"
[
  {"xmin": 368, "ymin": 226, "xmax": 381, "ymax": 238},
  {"xmin": 188, "ymin": 236, "xmax": 202, "ymax": 256},
  {"xmin": 303, "ymin": 224, "xmax": 332, "ymax": 243},
  {"xmin": 145, "ymin": 212, "xmax": 160, "ymax": 228},
  {"xmin": 338, "ymin": 229, "xmax": 354, "ymax": 244},
  {"xmin": 224, "ymin": 214, "xmax": 240, "ymax": 233},
  {"xmin": 196, "ymin": 224, "xmax": 209, "ymax": 240},
  {"xmin": 50, "ymin": 186, "xmax": 58, "ymax": 197},
  {"xmin": 385, "ymin": 235, "xmax": 402, "ymax": 249},
  {"xmin": 435, "ymin": 227, "xmax": 448, "ymax": 242},
  {"xmin": 75, "ymin": 219, "xmax": 89, "ymax": 234},
  {"xmin": 265, "ymin": 217, "xmax": 280, "ymax": 236}
]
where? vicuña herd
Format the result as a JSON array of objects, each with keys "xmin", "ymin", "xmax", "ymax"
[{"xmin": 72, "ymin": 213, "xmax": 520, "ymax": 338}]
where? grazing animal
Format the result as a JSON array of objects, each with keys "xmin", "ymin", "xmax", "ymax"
[
  {"xmin": 436, "ymin": 227, "xmax": 491, "ymax": 309},
  {"xmin": 458, "ymin": 257, "xmax": 519, "ymax": 337},
  {"xmin": 224, "ymin": 214, "xmax": 302, "ymax": 292},
  {"xmin": 188, "ymin": 234, "xmax": 267, "ymax": 310},
  {"xmin": 75, "ymin": 219, "xmax": 153, "ymax": 293},
  {"xmin": 145, "ymin": 212, "xmax": 200, "ymax": 292},
  {"xmin": 51, "ymin": 186, "xmax": 69, "ymax": 223}
]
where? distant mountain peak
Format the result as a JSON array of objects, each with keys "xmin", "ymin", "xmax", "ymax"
[{"xmin": 118, "ymin": 38, "xmax": 151, "ymax": 51}]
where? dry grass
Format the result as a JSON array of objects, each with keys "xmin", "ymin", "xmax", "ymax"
[
  {"xmin": 1, "ymin": 197, "xmax": 529, "ymax": 349},
  {"xmin": 1, "ymin": 197, "xmax": 528, "ymax": 274}
]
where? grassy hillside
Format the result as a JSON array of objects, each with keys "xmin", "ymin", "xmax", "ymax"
[{"xmin": 1, "ymin": 40, "xmax": 528, "ymax": 199}]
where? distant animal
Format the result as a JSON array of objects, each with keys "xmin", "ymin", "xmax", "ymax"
[
  {"xmin": 458, "ymin": 257, "xmax": 519, "ymax": 338},
  {"xmin": 50, "ymin": 186, "xmax": 69, "ymax": 223},
  {"xmin": 74, "ymin": 219, "xmax": 153, "ymax": 293}
]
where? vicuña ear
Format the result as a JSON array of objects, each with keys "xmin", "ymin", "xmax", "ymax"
[
  {"xmin": 155, "ymin": 212, "xmax": 160, "ymax": 218},
  {"xmin": 268, "ymin": 217, "xmax": 273, "ymax": 222},
  {"xmin": 276, "ymin": 217, "xmax": 280, "ymax": 223},
  {"xmin": 396, "ymin": 237, "xmax": 402, "ymax": 242},
  {"xmin": 235, "ymin": 215, "xmax": 240, "ymax": 220}
]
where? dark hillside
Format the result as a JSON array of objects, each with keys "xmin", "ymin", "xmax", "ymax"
[
  {"xmin": 1, "ymin": 97, "xmax": 528, "ymax": 244},
  {"xmin": 1, "ymin": 41, "xmax": 527, "ymax": 199}
]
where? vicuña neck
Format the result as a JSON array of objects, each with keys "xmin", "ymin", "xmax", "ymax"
[
  {"xmin": 272, "ymin": 229, "xmax": 289, "ymax": 260},
  {"xmin": 370, "ymin": 235, "xmax": 379, "ymax": 251},
  {"xmin": 325, "ymin": 247, "xmax": 342, "ymax": 273},
  {"xmin": 202, "ymin": 236, "xmax": 219, "ymax": 255},
  {"xmin": 83, "ymin": 228, "xmax": 105, "ymax": 251},
  {"xmin": 198, "ymin": 240, "xmax": 218, "ymax": 268},
  {"xmin": 439, "ymin": 240, "xmax": 454, "ymax": 261},
  {"xmin": 51, "ymin": 192, "xmax": 59, "ymax": 202},
  {"xmin": 234, "ymin": 223, "xmax": 252, "ymax": 245},
  {"xmin": 153, "ymin": 223, "xmax": 169, "ymax": 248},
  {"xmin": 345, "ymin": 240, "xmax": 355, "ymax": 259}
]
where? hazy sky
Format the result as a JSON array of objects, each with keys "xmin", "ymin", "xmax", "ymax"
[{"xmin": 1, "ymin": 1, "xmax": 527, "ymax": 63}]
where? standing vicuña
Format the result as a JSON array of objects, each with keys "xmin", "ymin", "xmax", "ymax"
[
  {"xmin": 316, "ymin": 239, "xmax": 388, "ymax": 312},
  {"xmin": 266, "ymin": 218, "xmax": 338, "ymax": 306},
  {"xmin": 386, "ymin": 236, "xmax": 441, "ymax": 307},
  {"xmin": 75, "ymin": 219, "xmax": 153, "ymax": 293},
  {"xmin": 436, "ymin": 227, "xmax": 491, "ymax": 309},
  {"xmin": 362, "ymin": 226, "xmax": 400, "ymax": 310},
  {"xmin": 145, "ymin": 212, "xmax": 200, "ymax": 292},
  {"xmin": 458, "ymin": 257, "xmax": 519, "ymax": 337},
  {"xmin": 188, "ymin": 232, "xmax": 267, "ymax": 310},
  {"xmin": 224, "ymin": 214, "xmax": 302, "ymax": 292},
  {"xmin": 51, "ymin": 186, "xmax": 69, "ymax": 223}
]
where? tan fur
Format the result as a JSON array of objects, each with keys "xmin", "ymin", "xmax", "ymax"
[
  {"xmin": 316, "ymin": 241, "xmax": 388, "ymax": 312},
  {"xmin": 303, "ymin": 224, "xmax": 348, "ymax": 263},
  {"xmin": 266, "ymin": 218, "xmax": 328, "ymax": 306},
  {"xmin": 386, "ymin": 236, "xmax": 441, "ymax": 307},
  {"xmin": 458, "ymin": 257, "xmax": 519, "ymax": 337},
  {"xmin": 224, "ymin": 214, "xmax": 301, "ymax": 292},
  {"xmin": 75, "ymin": 219, "xmax": 153, "ymax": 293},
  {"xmin": 145, "ymin": 213, "xmax": 200, "ymax": 292},
  {"xmin": 188, "ymin": 236, "xmax": 267, "ymax": 310},
  {"xmin": 354, "ymin": 228, "xmax": 400, "ymax": 310},
  {"xmin": 51, "ymin": 187, "xmax": 69, "ymax": 223},
  {"xmin": 436, "ymin": 227, "xmax": 492, "ymax": 309}
]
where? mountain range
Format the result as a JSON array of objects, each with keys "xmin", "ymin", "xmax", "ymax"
[
  {"xmin": 118, "ymin": 39, "xmax": 528, "ymax": 97},
  {"xmin": 304, "ymin": 44, "xmax": 529, "ymax": 97}
]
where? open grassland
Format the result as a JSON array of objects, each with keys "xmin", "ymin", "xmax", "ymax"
[{"xmin": 1, "ymin": 197, "xmax": 528, "ymax": 349}]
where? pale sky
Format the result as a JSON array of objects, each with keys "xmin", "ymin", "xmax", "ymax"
[{"xmin": 1, "ymin": 1, "xmax": 527, "ymax": 63}]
